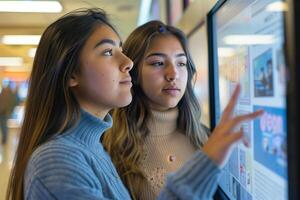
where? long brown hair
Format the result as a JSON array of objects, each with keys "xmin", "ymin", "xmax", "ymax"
[
  {"xmin": 103, "ymin": 20, "xmax": 209, "ymax": 199},
  {"xmin": 6, "ymin": 8, "xmax": 117, "ymax": 200}
]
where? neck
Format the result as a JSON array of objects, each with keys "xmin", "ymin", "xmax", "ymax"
[
  {"xmin": 80, "ymin": 104, "xmax": 110, "ymax": 120},
  {"xmin": 147, "ymin": 107, "xmax": 178, "ymax": 136}
]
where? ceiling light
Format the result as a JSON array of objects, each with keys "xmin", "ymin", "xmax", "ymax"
[
  {"xmin": 0, "ymin": 57, "xmax": 23, "ymax": 67},
  {"xmin": 223, "ymin": 35, "xmax": 275, "ymax": 45},
  {"xmin": 1, "ymin": 35, "xmax": 41, "ymax": 45},
  {"xmin": 0, "ymin": 1, "xmax": 62, "ymax": 13},
  {"xmin": 266, "ymin": 2, "xmax": 288, "ymax": 12}
]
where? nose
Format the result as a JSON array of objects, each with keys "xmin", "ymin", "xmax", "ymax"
[
  {"xmin": 120, "ymin": 54, "xmax": 134, "ymax": 72},
  {"xmin": 165, "ymin": 64, "xmax": 179, "ymax": 82}
]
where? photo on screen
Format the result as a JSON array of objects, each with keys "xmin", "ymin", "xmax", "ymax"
[{"xmin": 253, "ymin": 49, "xmax": 274, "ymax": 97}]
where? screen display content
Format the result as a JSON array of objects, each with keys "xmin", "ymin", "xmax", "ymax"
[{"xmin": 209, "ymin": 0, "xmax": 288, "ymax": 199}]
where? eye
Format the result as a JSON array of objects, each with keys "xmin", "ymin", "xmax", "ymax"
[
  {"xmin": 150, "ymin": 61, "xmax": 164, "ymax": 67},
  {"xmin": 103, "ymin": 49, "xmax": 113, "ymax": 56},
  {"xmin": 177, "ymin": 62, "xmax": 187, "ymax": 67}
]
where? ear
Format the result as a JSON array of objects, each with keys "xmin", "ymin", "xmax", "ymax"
[{"xmin": 69, "ymin": 74, "xmax": 79, "ymax": 87}]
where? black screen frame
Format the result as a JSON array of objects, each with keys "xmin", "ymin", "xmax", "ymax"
[
  {"xmin": 285, "ymin": 0, "xmax": 300, "ymax": 199},
  {"xmin": 207, "ymin": 0, "xmax": 299, "ymax": 199}
]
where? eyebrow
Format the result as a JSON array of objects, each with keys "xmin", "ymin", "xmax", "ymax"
[
  {"xmin": 145, "ymin": 52, "xmax": 186, "ymax": 59},
  {"xmin": 94, "ymin": 39, "xmax": 122, "ymax": 49}
]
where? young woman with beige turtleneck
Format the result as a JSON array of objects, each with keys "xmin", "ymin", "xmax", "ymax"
[
  {"xmin": 103, "ymin": 23, "xmax": 210, "ymax": 200},
  {"xmin": 103, "ymin": 21, "xmax": 263, "ymax": 200}
]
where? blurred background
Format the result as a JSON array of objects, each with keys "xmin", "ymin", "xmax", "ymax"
[{"xmin": 0, "ymin": 0, "xmax": 217, "ymax": 198}]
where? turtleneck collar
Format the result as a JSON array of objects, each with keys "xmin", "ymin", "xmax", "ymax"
[
  {"xmin": 64, "ymin": 109, "xmax": 112, "ymax": 146},
  {"xmin": 148, "ymin": 107, "xmax": 178, "ymax": 136}
]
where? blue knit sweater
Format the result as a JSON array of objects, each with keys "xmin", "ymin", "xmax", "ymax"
[{"xmin": 24, "ymin": 110, "xmax": 220, "ymax": 199}]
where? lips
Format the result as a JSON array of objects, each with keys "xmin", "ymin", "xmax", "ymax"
[
  {"xmin": 120, "ymin": 77, "xmax": 132, "ymax": 85},
  {"xmin": 162, "ymin": 86, "xmax": 181, "ymax": 96},
  {"xmin": 162, "ymin": 86, "xmax": 180, "ymax": 91}
]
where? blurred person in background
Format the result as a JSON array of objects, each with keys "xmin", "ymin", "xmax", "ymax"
[{"xmin": 0, "ymin": 79, "xmax": 17, "ymax": 145}]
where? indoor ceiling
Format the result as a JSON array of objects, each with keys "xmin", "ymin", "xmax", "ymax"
[{"xmin": 0, "ymin": 0, "xmax": 140, "ymax": 75}]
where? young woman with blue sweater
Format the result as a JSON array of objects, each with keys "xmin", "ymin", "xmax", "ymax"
[{"xmin": 6, "ymin": 8, "xmax": 262, "ymax": 200}]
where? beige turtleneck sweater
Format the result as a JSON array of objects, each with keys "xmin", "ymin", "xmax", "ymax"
[{"xmin": 139, "ymin": 108, "xmax": 198, "ymax": 200}]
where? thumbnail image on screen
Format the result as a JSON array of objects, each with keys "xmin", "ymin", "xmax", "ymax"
[{"xmin": 212, "ymin": 0, "xmax": 288, "ymax": 199}]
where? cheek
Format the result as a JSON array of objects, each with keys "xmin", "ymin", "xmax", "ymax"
[
  {"xmin": 142, "ymin": 71, "xmax": 158, "ymax": 83},
  {"xmin": 83, "ymin": 62, "xmax": 115, "ymax": 87},
  {"xmin": 141, "ymin": 71, "xmax": 161, "ymax": 93},
  {"xmin": 180, "ymin": 69, "xmax": 188, "ymax": 86},
  {"xmin": 141, "ymin": 80, "xmax": 158, "ymax": 102},
  {"xmin": 86, "ymin": 71, "xmax": 106, "ymax": 87}
]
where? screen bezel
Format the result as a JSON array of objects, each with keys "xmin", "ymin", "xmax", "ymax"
[
  {"xmin": 285, "ymin": 0, "xmax": 300, "ymax": 199},
  {"xmin": 207, "ymin": 0, "xmax": 299, "ymax": 199}
]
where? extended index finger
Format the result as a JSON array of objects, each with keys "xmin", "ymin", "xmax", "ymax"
[
  {"xmin": 219, "ymin": 84, "xmax": 241, "ymax": 124},
  {"xmin": 222, "ymin": 109, "xmax": 264, "ymax": 135}
]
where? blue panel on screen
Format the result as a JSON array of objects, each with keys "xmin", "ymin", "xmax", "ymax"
[{"xmin": 253, "ymin": 106, "xmax": 287, "ymax": 178}]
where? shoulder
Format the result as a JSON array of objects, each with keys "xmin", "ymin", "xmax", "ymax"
[
  {"xmin": 29, "ymin": 138, "xmax": 88, "ymax": 166},
  {"xmin": 25, "ymin": 139, "xmax": 96, "ymax": 186}
]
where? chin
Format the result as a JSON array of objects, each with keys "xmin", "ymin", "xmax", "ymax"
[
  {"xmin": 165, "ymin": 100, "xmax": 180, "ymax": 109},
  {"xmin": 118, "ymin": 96, "xmax": 132, "ymax": 107},
  {"xmin": 167, "ymin": 105, "xmax": 177, "ymax": 109}
]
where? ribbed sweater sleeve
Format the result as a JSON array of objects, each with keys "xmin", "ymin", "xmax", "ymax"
[{"xmin": 158, "ymin": 151, "xmax": 221, "ymax": 200}]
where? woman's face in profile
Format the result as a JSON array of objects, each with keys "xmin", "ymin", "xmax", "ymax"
[
  {"xmin": 139, "ymin": 35, "xmax": 188, "ymax": 111},
  {"xmin": 69, "ymin": 24, "xmax": 133, "ymax": 117}
]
